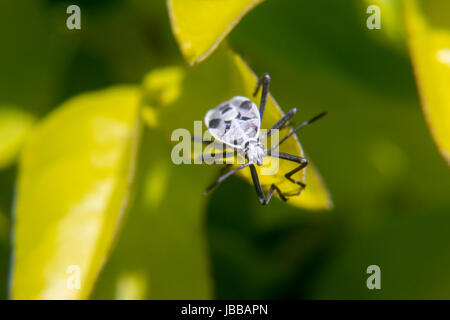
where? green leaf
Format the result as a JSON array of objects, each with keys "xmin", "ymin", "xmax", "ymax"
[
  {"xmin": 10, "ymin": 86, "xmax": 141, "ymax": 299},
  {"xmin": 0, "ymin": 106, "xmax": 35, "ymax": 169},
  {"xmin": 92, "ymin": 127, "xmax": 215, "ymax": 299},
  {"xmin": 404, "ymin": 0, "xmax": 450, "ymax": 164},
  {"xmin": 144, "ymin": 45, "xmax": 332, "ymax": 210},
  {"xmin": 0, "ymin": 208, "xmax": 8, "ymax": 244},
  {"xmin": 168, "ymin": 0, "xmax": 263, "ymax": 65}
]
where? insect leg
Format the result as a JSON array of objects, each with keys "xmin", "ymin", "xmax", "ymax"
[
  {"xmin": 270, "ymin": 152, "xmax": 308, "ymax": 190},
  {"xmin": 192, "ymin": 135, "xmax": 239, "ymax": 162},
  {"xmin": 270, "ymin": 112, "xmax": 327, "ymax": 151},
  {"xmin": 204, "ymin": 162, "xmax": 252, "ymax": 194},
  {"xmin": 192, "ymin": 135, "xmax": 211, "ymax": 145},
  {"xmin": 263, "ymin": 107, "xmax": 297, "ymax": 139},
  {"xmin": 198, "ymin": 149, "xmax": 236, "ymax": 163},
  {"xmin": 250, "ymin": 164, "xmax": 287, "ymax": 205},
  {"xmin": 252, "ymin": 73, "xmax": 271, "ymax": 121}
]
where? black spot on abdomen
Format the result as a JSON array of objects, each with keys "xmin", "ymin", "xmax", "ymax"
[
  {"xmin": 209, "ymin": 118, "xmax": 221, "ymax": 128},
  {"xmin": 240, "ymin": 100, "xmax": 252, "ymax": 110},
  {"xmin": 220, "ymin": 106, "xmax": 232, "ymax": 114}
]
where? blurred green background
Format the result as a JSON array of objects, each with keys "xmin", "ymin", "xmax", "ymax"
[{"xmin": 1, "ymin": 0, "xmax": 450, "ymax": 299}]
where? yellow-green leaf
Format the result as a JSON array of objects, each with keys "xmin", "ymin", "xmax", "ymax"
[
  {"xmin": 168, "ymin": 0, "xmax": 263, "ymax": 65},
  {"xmin": 0, "ymin": 106, "xmax": 35, "ymax": 169},
  {"xmin": 92, "ymin": 127, "xmax": 215, "ymax": 299},
  {"xmin": 147, "ymin": 45, "xmax": 332, "ymax": 210},
  {"xmin": 229, "ymin": 54, "xmax": 307, "ymax": 199},
  {"xmin": 404, "ymin": 0, "xmax": 450, "ymax": 164},
  {"xmin": 141, "ymin": 66, "xmax": 185, "ymax": 128},
  {"xmin": 10, "ymin": 86, "xmax": 141, "ymax": 299}
]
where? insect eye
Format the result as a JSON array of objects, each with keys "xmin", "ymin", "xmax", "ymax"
[{"xmin": 208, "ymin": 118, "xmax": 221, "ymax": 129}]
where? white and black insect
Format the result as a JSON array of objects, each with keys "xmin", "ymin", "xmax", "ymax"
[{"xmin": 197, "ymin": 73, "xmax": 326, "ymax": 205}]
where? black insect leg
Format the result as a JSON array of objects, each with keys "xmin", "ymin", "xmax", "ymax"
[
  {"xmin": 192, "ymin": 135, "xmax": 211, "ymax": 145},
  {"xmin": 253, "ymin": 73, "xmax": 271, "ymax": 121},
  {"xmin": 249, "ymin": 164, "xmax": 287, "ymax": 205},
  {"xmin": 198, "ymin": 149, "xmax": 236, "ymax": 163},
  {"xmin": 192, "ymin": 135, "xmax": 238, "ymax": 162},
  {"xmin": 264, "ymin": 107, "xmax": 298, "ymax": 139},
  {"xmin": 270, "ymin": 152, "xmax": 308, "ymax": 193},
  {"xmin": 204, "ymin": 162, "xmax": 252, "ymax": 194},
  {"xmin": 271, "ymin": 112, "xmax": 327, "ymax": 151}
]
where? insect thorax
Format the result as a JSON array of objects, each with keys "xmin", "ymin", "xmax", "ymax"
[{"xmin": 244, "ymin": 140, "xmax": 265, "ymax": 166}]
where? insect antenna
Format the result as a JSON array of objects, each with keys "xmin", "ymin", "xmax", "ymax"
[{"xmin": 270, "ymin": 111, "xmax": 327, "ymax": 151}]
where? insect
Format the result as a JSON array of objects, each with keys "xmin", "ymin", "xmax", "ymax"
[{"xmin": 199, "ymin": 73, "xmax": 326, "ymax": 205}]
